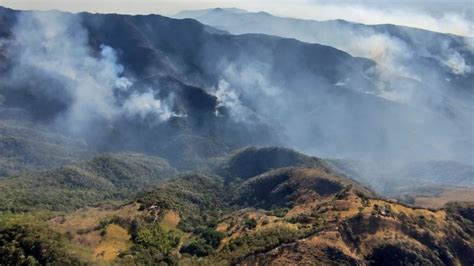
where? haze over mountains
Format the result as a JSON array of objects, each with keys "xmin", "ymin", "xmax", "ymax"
[
  {"xmin": 175, "ymin": 8, "xmax": 474, "ymax": 121},
  {"xmin": 1, "ymin": 6, "xmax": 473, "ymax": 165},
  {"xmin": 176, "ymin": 9, "xmax": 474, "ymax": 111},
  {"xmin": 0, "ymin": 5, "xmax": 473, "ymax": 265}
]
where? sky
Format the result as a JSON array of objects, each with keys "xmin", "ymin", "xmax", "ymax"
[{"xmin": 0, "ymin": 0, "xmax": 473, "ymax": 36}]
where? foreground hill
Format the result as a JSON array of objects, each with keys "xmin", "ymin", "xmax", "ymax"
[{"xmin": 0, "ymin": 147, "xmax": 472, "ymax": 265}]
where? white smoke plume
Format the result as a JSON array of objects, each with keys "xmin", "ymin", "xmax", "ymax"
[
  {"xmin": 12, "ymin": 11, "xmax": 119, "ymax": 130},
  {"xmin": 441, "ymin": 49, "xmax": 472, "ymax": 76},
  {"xmin": 7, "ymin": 11, "xmax": 178, "ymax": 134},
  {"xmin": 211, "ymin": 79, "xmax": 263, "ymax": 123},
  {"xmin": 123, "ymin": 90, "xmax": 184, "ymax": 124},
  {"xmin": 212, "ymin": 80, "xmax": 240, "ymax": 116}
]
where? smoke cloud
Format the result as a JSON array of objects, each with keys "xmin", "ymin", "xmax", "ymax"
[
  {"xmin": 441, "ymin": 48, "xmax": 472, "ymax": 76},
  {"xmin": 212, "ymin": 80, "xmax": 241, "ymax": 117},
  {"xmin": 3, "ymin": 10, "xmax": 179, "ymax": 135},
  {"xmin": 123, "ymin": 89, "xmax": 184, "ymax": 124},
  {"xmin": 185, "ymin": 9, "xmax": 474, "ymax": 165},
  {"xmin": 182, "ymin": 8, "xmax": 473, "ymax": 130}
]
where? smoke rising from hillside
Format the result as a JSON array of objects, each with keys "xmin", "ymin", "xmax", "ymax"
[
  {"xmin": 123, "ymin": 90, "xmax": 184, "ymax": 124},
  {"xmin": 214, "ymin": 58, "xmax": 472, "ymax": 164},
  {"xmin": 211, "ymin": 80, "xmax": 241, "ymax": 118},
  {"xmin": 182, "ymin": 9, "xmax": 473, "ymax": 89},
  {"xmin": 3, "ymin": 11, "xmax": 178, "ymax": 135},
  {"xmin": 172, "ymin": 8, "xmax": 473, "ymax": 165},
  {"xmin": 198, "ymin": 31, "xmax": 473, "ymax": 165}
]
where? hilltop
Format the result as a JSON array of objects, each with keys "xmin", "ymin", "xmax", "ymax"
[{"xmin": 0, "ymin": 147, "xmax": 472, "ymax": 265}]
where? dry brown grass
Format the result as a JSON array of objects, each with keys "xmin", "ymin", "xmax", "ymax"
[
  {"xmin": 160, "ymin": 210, "xmax": 181, "ymax": 230},
  {"xmin": 307, "ymin": 231, "xmax": 358, "ymax": 258},
  {"xmin": 369, "ymin": 199, "xmax": 446, "ymax": 220},
  {"xmin": 217, "ymin": 209, "xmax": 300, "ymax": 248},
  {"xmin": 216, "ymin": 222, "xmax": 229, "ymax": 233},
  {"xmin": 94, "ymin": 224, "xmax": 131, "ymax": 261},
  {"xmin": 49, "ymin": 203, "xmax": 141, "ymax": 234},
  {"xmin": 47, "ymin": 203, "xmax": 140, "ymax": 263}
]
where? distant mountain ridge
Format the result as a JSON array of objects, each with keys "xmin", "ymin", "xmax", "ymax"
[{"xmin": 174, "ymin": 8, "xmax": 474, "ymax": 107}]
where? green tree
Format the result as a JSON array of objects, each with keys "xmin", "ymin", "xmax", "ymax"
[
  {"xmin": 135, "ymin": 224, "xmax": 180, "ymax": 255},
  {"xmin": 200, "ymin": 227, "xmax": 224, "ymax": 248},
  {"xmin": 245, "ymin": 218, "xmax": 257, "ymax": 229},
  {"xmin": 180, "ymin": 239, "xmax": 212, "ymax": 257}
]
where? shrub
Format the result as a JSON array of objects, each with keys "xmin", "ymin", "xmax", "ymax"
[
  {"xmin": 398, "ymin": 212, "xmax": 408, "ymax": 223},
  {"xmin": 335, "ymin": 189, "xmax": 349, "ymax": 200},
  {"xmin": 268, "ymin": 208, "xmax": 289, "ymax": 218},
  {"xmin": 199, "ymin": 227, "xmax": 224, "ymax": 248},
  {"xmin": 180, "ymin": 239, "xmax": 212, "ymax": 257},
  {"xmin": 135, "ymin": 224, "xmax": 180, "ymax": 255},
  {"xmin": 244, "ymin": 218, "xmax": 257, "ymax": 229},
  {"xmin": 416, "ymin": 216, "xmax": 428, "ymax": 227},
  {"xmin": 288, "ymin": 214, "xmax": 313, "ymax": 224}
]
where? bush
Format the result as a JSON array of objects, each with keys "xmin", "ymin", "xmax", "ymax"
[
  {"xmin": 335, "ymin": 188, "xmax": 350, "ymax": 200},
  {"xmin": 199, "ymin": 227, "xmax": 224, "ymax": 248},
  {"xmin": 288, "ymin": 214, "xmax": 313, "ymax": 224},
  {"xmin": 223, "ymin": 227, "xmax": 312, "ymax": 259},
  {"xmin": 269, "ymin": 207, "xmax": 289, "ymax": 217},
  {"xmin": 135, "ymin": 224, "xmax": 180, "ymax": 255},
  {"xmin": 244, "ymin": 218, "xmax": 257, "ymax": 229},
  {"xmin": 180, "ymin": 239, "xmax": 212, "ymax": 257}
]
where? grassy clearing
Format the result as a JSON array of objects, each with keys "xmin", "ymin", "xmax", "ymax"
[
  {"xmin": 160, "ymin": 210, "xmax": 181, "ymax": 230},
  {"xmin": 94, "ymin": 224, "xmax": 131, "ymax": 261}
]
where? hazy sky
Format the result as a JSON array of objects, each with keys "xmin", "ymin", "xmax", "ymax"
[{"xmin": 1, "ymin": 0, "xmax": 473, "ymax": 35}]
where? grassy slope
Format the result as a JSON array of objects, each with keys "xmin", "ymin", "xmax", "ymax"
[
  {"xmin": 0, "ymin": 147, "xmax": 472, "ymax": 265},
  {"xmin": 41, "ymin": 163, "xmax": 473, "ymax": 265}
]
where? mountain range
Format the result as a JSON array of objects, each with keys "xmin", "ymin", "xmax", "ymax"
[{"xmin": 0, "ymin": 5, "xmax": 473, "ymax": 265}]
